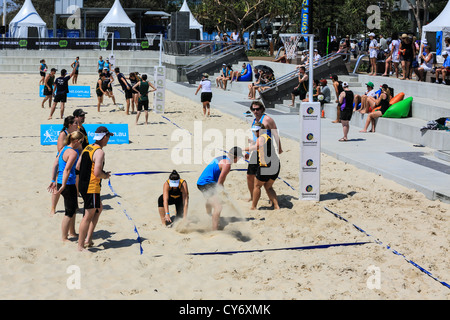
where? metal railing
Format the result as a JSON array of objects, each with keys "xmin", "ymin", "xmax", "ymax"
[
  {"xmin": 163, "ymin": 40, "xmax": 242, "ymax": 56},
  {"xmin": 261, "ymin": 52, "xmax": 348, "ymax": 90},
  {"xmin": 182, "ymin": 44, "xmax": 246, "ymax": 74}
]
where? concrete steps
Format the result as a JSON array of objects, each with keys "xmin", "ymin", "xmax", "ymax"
[
  {"xmin": 212, "ymin": 63, "xmax": 450, "ymax": 151},
  {"xmin": 0, "ymin": 49, "xmax": 160, "ymax": 75}
]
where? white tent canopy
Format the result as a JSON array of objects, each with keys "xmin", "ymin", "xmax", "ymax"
[
  {"xmin": 98, "ymin": 0, "xmax": 136, "ymax": 39},
  {"xmin": 180, "ymin": 0, "xmax": 203, "ymax": 40},
  {"xmin": 9, "ymin": 0, "xmax": 48, "ymax": 38},
  {"xmin": 421, "ymin": 0, "xmax": 450, "ymax": 57},
  {"xmin": 422, "ymin": 0, "xmax": 450, "ymax": 34}
]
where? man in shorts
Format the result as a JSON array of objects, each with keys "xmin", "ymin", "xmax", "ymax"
[
  {"xmin": 42, "ymin": 68, "xmax": 56, "ymax": 108},
  {"xmin": 48, "ymin": 67, "xmax": 76, "ymax": 120},
  {"xmin": 114, "ymin": 67, "xmax": 133, "ymax": 115},
  {"xmin": 132, "ymin": 74, "xmax": 156, "ymax": 125},
  {"xmin": 76, "ymin": 126, "xmax": 113, "ymax": 251}
]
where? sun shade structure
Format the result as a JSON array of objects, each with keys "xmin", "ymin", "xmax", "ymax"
[
  {"xmin": 98, "ymin": 0, "xmax": 136, "ymax": 39},
  {"xmin": 421, "ymin": 0, "xmax": 450, "ymax": 56},
  {"xmin": 9, "ymin": 0, "xmax": 48, "ymax": 38},
  {"xmin": 179, "ymin": 0, "xmax": 203, "ymax": 40}
]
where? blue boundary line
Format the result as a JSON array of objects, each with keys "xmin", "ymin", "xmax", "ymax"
[
  {"xmin": 324, "ymin": 207, "xmax": 450, "ymax": 290},
  {"xmin": 108, "ymin": 179, "xmax": 144, "ymax": 255}
]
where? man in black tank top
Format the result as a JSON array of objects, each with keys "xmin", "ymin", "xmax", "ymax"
[
  {"xmin": 42, "ymin": 68, "xmax": 56, "ymax": 108},
  {"xmin": 48, "ymin": 67, "xmax": 76, "ymax": 120},
  {"xmin": 114, "ymin": 67, "xmax": 133, "ymax": 114}
]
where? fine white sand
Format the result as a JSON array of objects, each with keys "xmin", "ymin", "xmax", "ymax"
[{"xmin": 0, "ymin": 73, "xmax": 448, "ymax": 300}]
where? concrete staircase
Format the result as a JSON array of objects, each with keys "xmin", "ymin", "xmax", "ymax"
[
  {"xmin": 204, "ymin": 61, "xmax": 450, "ymax": 153},
  {"xmin": 0, "ymin": 49, "xmax": 160, "ymax": 75},
  {"xmin": 321, "ymin": 75, "xmax": 450, "ymax": 151}
]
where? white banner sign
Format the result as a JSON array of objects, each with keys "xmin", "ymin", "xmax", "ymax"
[
  {"xmin": 153, "ymin": 66, "xmax": 166, "ymax": 114},
  {"xmin": 299, "ymin": 102, "xmax": 321, "ymax": 201}
]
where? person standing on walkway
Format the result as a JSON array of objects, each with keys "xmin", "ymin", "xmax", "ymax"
[
  {"xmin": 132, "ymin": 74, "xmax": 157, "ymax": 125},
  {"xmin": 338, "ymin": 82, "xmax": 354, "ymax": 142},
  {"xmin": 76, "ymin": 126, "xmax": 113, "ymax": 251},
  {"xmin": 195, "ymin": 73, "xmax": 212, "ymax": 117},
  {"xmin": 246, "ymin": 101, "xmax": 282, "ymax": 203}
]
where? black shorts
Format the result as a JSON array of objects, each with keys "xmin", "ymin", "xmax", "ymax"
[
  {"xmin": 81, "ymin": 192, "xmax": 101, "ymax": 211},
  {"xmin": 247, "ymin": 152, "xmax": 258, "ymax": 175},
  {"xmin": 58, "ymin": 183, "xmax": 78, "ymax": 217},
  {"xmin": 75, "ymin": 70, "xmax": 79, "ymax": 75},
  {"xmin": 54, "ymin": 94, "xmax": 67, "ymax": 103},
  {"xmin": 124, "ymin": 88, "xmax": 133, "ymax": 100},
  {"xmin": 197, "ymin": 183, "xmax": 217, "ymax": 198},
  {"xmin": 40, "ymin": 71, "xmax": 46, "ymax": 77},
  {"xmin": 96, "ymin": 89, "xmax": 103, "ymax": 97},
  {"xmin": 158, "ymin": 195, "xmax": 183, "ymax": 216},
  {"xmin": 292, "ymin": 87, "xmax": 307, "ymax": 100},
  {"xmin": 138, "ymin": 99, "xmax": 149, "ymax": 111},
  {"xmin": 340, "ymin": 108, "xmax": 353, "ymax": 121},
  {"xmin": 256, "ymin": 162, "xmax": 280, "ymax": 182},
  {"xmin": 201, "ymin": 92, "xmax": 212, "ymax": 102},
  {"xmin": 43, "ymin": 88, "xmax": 53, "ymax": 96}
]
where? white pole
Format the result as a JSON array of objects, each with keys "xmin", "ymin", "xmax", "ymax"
[
  {"xmin": 309, "ymin": 34, "xmax": 314, "ymax": 102},
  {"xmin": 3, "ymin": 0, "xmax": 6, "ymax": 39},
  {"xmin": 111, "ymin": 32, "xmax": 114, "ymax": 57},
  {"xmin": 159, "ymin": 34, "xmax": 162, "ymax": 66}
]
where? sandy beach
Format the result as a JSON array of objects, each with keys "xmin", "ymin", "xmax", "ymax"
[{"xmin": 0, "ymin": 72, "xmax": 448, "ymax": 300}]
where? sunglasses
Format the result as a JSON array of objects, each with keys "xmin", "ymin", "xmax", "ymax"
[{"xmin": 251, "ymin": 107, "xmax": 261, "ymax": 111}]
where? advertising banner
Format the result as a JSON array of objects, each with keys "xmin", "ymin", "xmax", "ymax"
[
  {"xmin": 301, "ymin": 0, "xmax": 309, "ymax": 35},
  {"xmin": 40, "ymin": 123, "xmax": 129, "ymax": 145},
  {"xmin": 153, "ymin": 66, "xmax": 166, "ymax": 114},
  {"xmin": 299, "ymin": 102, "xmax": 321, "ymax": 201},
  {"xmin": 39, "ymin": 85, "xmax": 91, "ymax": 98}
]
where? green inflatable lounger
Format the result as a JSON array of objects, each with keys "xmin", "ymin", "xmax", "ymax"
[{"xmin": 383, "ymin": 96, "xmax": 413, "ymax": 118}]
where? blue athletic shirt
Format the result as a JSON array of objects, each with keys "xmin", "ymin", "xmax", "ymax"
[
  {"xmin": 251, "ymin": 114, "xmax": 272, "ymax": 142},
  {"xmin": 197, "ymin": 156, "xmax": 230, "ymax": 186},
  {"xmin": 98, "ymin": 60, "xmax": 105, "ymax": 70},
  {"xmin": 57, "ymin": 146, "xmax": 80, "ymax": 185}
]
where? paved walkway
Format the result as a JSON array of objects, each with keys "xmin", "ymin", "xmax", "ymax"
[{"xmin": 166, "ymin": 80, "xmax": 450, "ymax": 203}]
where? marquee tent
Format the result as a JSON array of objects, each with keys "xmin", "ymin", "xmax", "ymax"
[
  {"xmin": 421, "ymin": 0, "xmax": 450, "ymax": 57},
  {"xmin": 98, "ymin": 0, "xmax": 136, "ymax": 39},
  {"xmin": 9, "ymin": 0, "xmax": 48, "ymax": 38},
  {"xmin": 179, "ymin": 0, "xmax": 203, "ymax": 40}
]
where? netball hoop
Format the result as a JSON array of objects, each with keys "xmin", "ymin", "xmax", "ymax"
[
  {"xmin": 146, "ymin": 33, "xmax": 163, "ymax": 66},
  {"xmin": 279, "ymin": 33, "xmax": 302, "ymax": 60}
]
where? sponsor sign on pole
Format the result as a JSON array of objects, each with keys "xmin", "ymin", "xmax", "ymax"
[
  {"xmin": 299, "ymin": 102, "xmax": 321, "ymax": 201},
  {"xmin": 153, "ymin": 66, "xmax": 166, "ymax": 114}
]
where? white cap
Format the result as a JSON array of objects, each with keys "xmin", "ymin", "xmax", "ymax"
[
  {"xmin": 342, "ymin": 81, "xmax": 349, "ymax": 88},
  {"xmin": 169, "ymin": 179, "xmax": 180, "ymax": 187},
  {"xmin": 369, "ymin": 32, "xmax": 375, "ymax": 37}
]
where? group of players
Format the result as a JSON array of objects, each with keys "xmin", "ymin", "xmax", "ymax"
[{"xmin": 41, "ymin": 56, "xmax": 157, "ymax": 125}]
